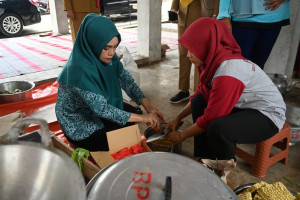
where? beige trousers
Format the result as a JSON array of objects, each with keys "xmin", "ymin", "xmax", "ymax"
[
  {"xmin": 178, "ymin": 25, "xmax": 199, "ymax": 92},
  {"xmin": 69, "ymin": 12, "xmax": 99, "ymax": 44}
]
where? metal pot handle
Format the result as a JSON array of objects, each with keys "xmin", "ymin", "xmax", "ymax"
[
  {"xmin": 2, "ymin": 117, "xmax": 53, "ymax": 148},
  {"xmin": 286, "ymin": 81, "xmax": 300, "ymax": 93},
  {"xmin": 164, "ymin": 176, "xmax": 172, "ymax": 200},
  {"xmin": 291, "ymin": 81, "xmax": 300, "ymax": 88}
]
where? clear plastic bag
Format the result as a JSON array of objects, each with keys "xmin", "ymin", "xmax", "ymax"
[{"xmin": 116, "ymin": 45, "xmax": 140, "ymax": 101}]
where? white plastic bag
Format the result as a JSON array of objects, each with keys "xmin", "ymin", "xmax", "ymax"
[{"xmin": 116, "ymin": 45, "xmax": 140, "ymax": 101}]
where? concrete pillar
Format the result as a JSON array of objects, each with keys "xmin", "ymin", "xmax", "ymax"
[
  {"xmin": 137, "ymin": 0, "xmax": 162, "ymax": 62},
  {"xmin": 49, "ymin": 0, "xmax": 69, "ymax": 34},
  {"xmin": 264, "ymin": 0, "xmax": 300, "ymax": 82}
]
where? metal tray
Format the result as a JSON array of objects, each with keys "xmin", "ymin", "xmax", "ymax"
[{"xmin": 233, "ymin": 183, "xmax": 255, "ymax": 195}]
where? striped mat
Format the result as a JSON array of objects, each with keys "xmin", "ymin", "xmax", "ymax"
[{"xmin": 0, "ymin": 29, "xmax": 178, "ymax": 78}]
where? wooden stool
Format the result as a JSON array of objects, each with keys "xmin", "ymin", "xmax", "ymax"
[{"xmin": 235, "ymin": 123, "xmax": 290, "ymax": 178}]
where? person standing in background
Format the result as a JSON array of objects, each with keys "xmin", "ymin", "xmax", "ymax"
[
  {"xmin": 46, "ymin": 0, "xmax": 50, "ymax": 13},
  {"xmin": 217, "ymin": 0, "xmax": 290, "ymax": 70},
  {"xmin": 63, "ymin": 0, "xmax": 101, "ymax": 44},
  {"xmin": 169, "ymin": 0, "xmax": 219, "ymax": 104}
]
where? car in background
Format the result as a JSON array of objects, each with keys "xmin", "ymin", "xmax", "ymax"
[
  {"xmin": 100, "ymin": 0, "xmax": 137, "ymax": 17},
  {"xmin": 30, "ymin": 0, "xmax": 49, "ymax": 15},
  {"xmin": 0, "ymin": 0, "xmax": 41, "ymax": 37}
]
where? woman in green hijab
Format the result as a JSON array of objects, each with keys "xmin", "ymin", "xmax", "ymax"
[{"xmin": 55, "ymin": 14, "xmax": 164, "ymax": 151}]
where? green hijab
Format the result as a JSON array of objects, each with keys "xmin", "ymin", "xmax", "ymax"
[{"xmin": 57, "ymin": 14, "xmax": 123, "ymax": 110}]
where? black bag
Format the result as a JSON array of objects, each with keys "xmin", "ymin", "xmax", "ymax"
[{"xmin": 168, "ymin": 11, "xmax": 178, "ymax": 21}]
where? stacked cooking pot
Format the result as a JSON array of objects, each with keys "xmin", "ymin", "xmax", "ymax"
[{"xmin": 0, "ymin": 118, "xmax": 86, "ymax": 200}]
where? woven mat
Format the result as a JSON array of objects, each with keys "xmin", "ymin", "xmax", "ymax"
[{"xmin": 0, "ymin": 29, "xmax": 177, "ymax": 79}]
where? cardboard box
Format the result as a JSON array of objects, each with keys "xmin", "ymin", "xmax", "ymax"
[
  {"xmin": 51, "ymin": 135, "xmax": 101, "ymax": 181},
  {"xmin": 90, "ymin": 124, "xmax": 151, "ymax": 169}
]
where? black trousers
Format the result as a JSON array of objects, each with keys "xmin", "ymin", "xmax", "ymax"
[
  {"xmin": 191, "ymin": 93, "xmax": 278, "ymax": 160},
  {"xmin": 66, "ymin": 102, "xmax": 141, "ymax": 151}
]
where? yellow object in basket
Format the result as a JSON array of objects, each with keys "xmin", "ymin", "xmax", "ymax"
[
  {"xmin": 256, "ymin": 182, "xmax": 295, "ymax": 200},
  {"xmin": 237, "ymin": 191, "xmax": 252, "ymax": 200},
  {"xmin": 245, "ymin": 181, "xmax": 268, "ymax": 194},
  {"xmin": 237, "ymin": 181, "xmax": 297, "ymax": 200}
]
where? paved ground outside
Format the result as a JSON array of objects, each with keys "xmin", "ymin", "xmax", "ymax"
[
  {"xmin": 0, "ymin": 0, "xmax": 178, "ymax": 81},
  {"xmin": 0, "ymin": 28, "xmax": 178, "ymax": 79}
]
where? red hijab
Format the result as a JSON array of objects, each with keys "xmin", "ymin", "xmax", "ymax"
[{"xmin": 178, "ymin": 17, "xmax": 244, "ymax": 101}]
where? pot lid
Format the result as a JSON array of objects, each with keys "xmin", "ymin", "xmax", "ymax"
[{"xmin": 88, "ymin": 152, "xmax": 237, "ymax": 200}]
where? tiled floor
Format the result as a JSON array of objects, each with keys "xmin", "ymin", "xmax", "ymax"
[{"xmin": 0, "ymin": 29, "xmax": 178, "ymax": 79}]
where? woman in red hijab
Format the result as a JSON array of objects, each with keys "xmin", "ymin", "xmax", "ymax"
[{"xmin": 166, "ymin": 17, "xmax": 286, "ymax": 162}]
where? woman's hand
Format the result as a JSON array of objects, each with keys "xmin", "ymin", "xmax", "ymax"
[
  {"xmin": 46, "ymin": 1, "xmax": 50, "ymax": 13},
  {"xmin": 166, "ymin": 118, "xmax": 181, "ymax": 131},
  {"xmin": 168, "ymin": 124, "xmax": 205, "ymax": 145},
  {"xmin": 128, "ymin": 112, "xmax": 161, "ymax": 130},
  {"xmin": 264, "ymin": 0, "xmax": 286, "ymax": 11},
  {"xmin": 141, "ymin": 113, "xmax": 161, "ymax": 129},
  {"xmin": 221, "ymin": 17, "xmax": 232, "ymax": 32},
  {"xmin": 141, "ymin": 98, "xmax": 164, "ymax": 123},
  {"xmin": 212, "ymin": 14, "xmax": 218, "ymax": 19},
  {"xmin": 167, "ymin": 130, "xmax": 182, "ymax": 144},
  {"xmin": 147, "ymin": 107, "xmax": 164, "ymax": 123},
  {"xmin": 67, "ymin": 10, "xmax": 75, "ymax": 20}
]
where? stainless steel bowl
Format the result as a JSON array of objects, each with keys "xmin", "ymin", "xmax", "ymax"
[{"xmin": 0, "ymin": 81, "xmax": 35, "ymax": 104}]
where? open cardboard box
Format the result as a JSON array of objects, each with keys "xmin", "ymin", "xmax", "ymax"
[{"xmin": 90, "ymin": 124, "xmax": 151, "ymax": 169}]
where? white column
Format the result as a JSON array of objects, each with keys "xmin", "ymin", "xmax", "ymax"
[
  {"xmin": 49, "ymin": 0, "xmax": 69, "ymax": 34},
  {"xmin": 137, "ymin": 0, "xmax": 162, "ymax": 62},
  {"xmin": 264, "ymin": 0, "xmax": 300, "ymax": 81}
]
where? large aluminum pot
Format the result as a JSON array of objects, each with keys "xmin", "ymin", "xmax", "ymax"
[
  {"xmin": 267, "ymin": 73, "xmax": 300, "ymax": 95},
  {"xmin": 284, "ymin": 87, "xmax": 300, "ymax": 145},
  {"xmin": 87, "ymin": 152, "xmax": 238, "ymax": 200},
  {"xmin": 0, "ymin": 118, "xmax": 86, "ymax": 200},
  {"xmin": 284, "ymin": 87, "xmax": 300, "ymax": 127},
  {"xmin": 0, "ymin": 81, "xmax": 35, "ymax": 104}
]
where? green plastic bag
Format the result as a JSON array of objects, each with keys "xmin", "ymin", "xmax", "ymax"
[{"xmin": 71, "ymin": 148, "xmax": 90, "ymax": 172}]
